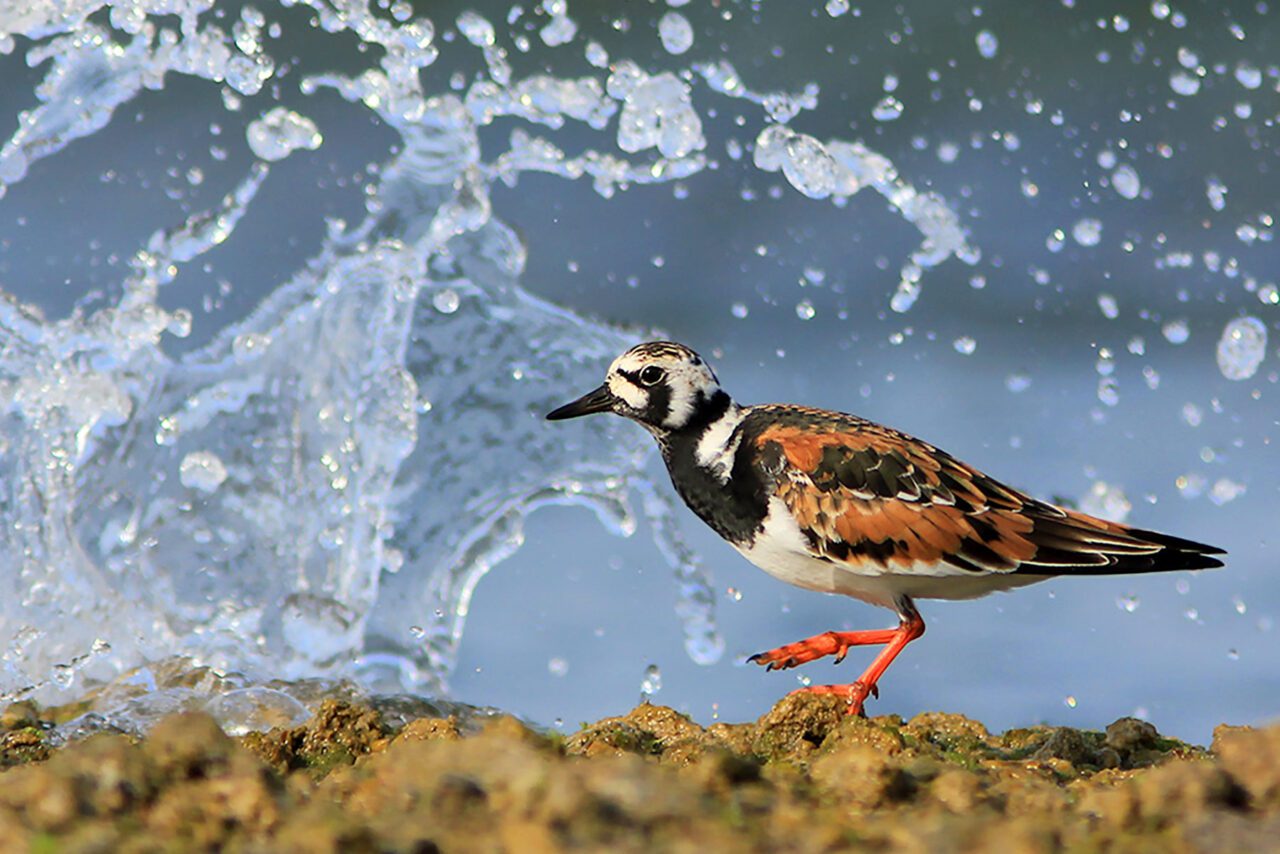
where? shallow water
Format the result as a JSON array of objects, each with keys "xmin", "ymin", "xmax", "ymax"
[{"xmin": 0, "ymin": 0, "xmax": 1275, "ymax": 743}]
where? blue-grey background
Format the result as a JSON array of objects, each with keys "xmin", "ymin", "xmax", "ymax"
[{"xmin": 0, "ymin": 0, "xmax": 1275, "ymax": 742}]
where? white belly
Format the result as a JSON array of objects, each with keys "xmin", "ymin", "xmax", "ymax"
[{"xmin": 731, "ymin": 497, "xmax": 1050, "ymax": 609}]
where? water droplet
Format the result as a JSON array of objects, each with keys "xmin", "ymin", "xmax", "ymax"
[
  {"xmin": 1181, "ymin": 402, "xmax": 1203, "ymax": 427},
  {"xmin": 1097, "ymin": 376, "xmax": 1120, "ymax": 407},
  {"xmin": 953, "ymin": 336, "xmax": 977, "ymax": 355},
  {"xmin": 1206, "ymin": 177, "xmax": 1228, "ymax": 211},
  {"xmin": 1080, "ymin": 481, "xmax": 1130, "ymax": 522},
  {"xmin": 726, "ymin": 586, "xmax": 743, "ymax": 602},
  {"xmin": 179, "ymin": 451, "xmax": 229, "ymax": 494},
  {"xmin": 1216, "ymin": 316, "xmax": 1267, "ymax": 381},
  {"xmin": 975, "ymin": 30, "xmax": 999, "ymax": 59},
  {"xmin": 540, "ymin": 10, "xmax": 577, "ymax": 46},
  {"xmin": 409, "ymin": 625, "xmax": 425, "ymax": 639},
  {"xmin": 1184, "ymin": 607, "xmax": 1200, "ymax": 622},
  {"xmin": 658, "ymin": 11, "xmax": 693, "ymax": 55},
  {"xmin": 155, "ymin": 415, "xmax": 181, "ymax": 446},
  {"xmin": 1064, "ymin": 695, "xmax": 1078, "ymax": 709},
  {"xmin": 585, "ymin": 40, "xmax": 608, "ymax": 67},
  {"xmin": 1209, "ymin": 478, "xmax": 1246, "ymax": 506},
  {"xmin": 1227, "ymin": 649, "xmax": 1240, "ymax": 661},
  {"xmin": 1097, "ymin": 293, "xmax": 1119, "ymax": 319},
  {"xmin": 1169, "ymin": 70, "xmax": 1201, "ymax": 96},
  {"xmin": 1176, "ymin": 473, "xmax": 1206, "ymax": 499},
  {"xmin": 432, "ymin": 288, "xmax": 460, "ymax": 314},
  {"xmin": 1232, "ymin": 595, "xmax": 1247, "ymax": 615},
  {"xmin": 456, "ymin": 10, "xmax": 495, "ymax": 46},
  {"xmin": 548, "ymin": 657, "xmax": 569, "ymax": 677},
  {"xmin": 1234, "ymin": 63, "xmax": 1262, "ymax": 89},
  {"xmin": 246, "ymin": 107, "xmax": 323, "ymax": 162},
  {"xmin": 730, "ymin": 302, "xmax": 748, "ymax": 319},
  {"xmin": 825, "ymin": 0, "xmax": 850, "ymax": 17},
  {"xmin": 1162, "ymin": 319, "xmax": 1190, "ymax": 344},
  {"xmin": 1116, "ymin": 595, "xmax": 1140, "ymax": 613},
  {"xmin": 1112, "ymin": 164, "xmax": 1141, "ymax": 199},
  {"xmin": 52, "ymin": 663, "xmax": 75, "ymax": 689},
  {"xmin": 1005, "ymin": 373, "xmax": 1031, "ymax": 393},
  {"xmin": 872, "ymin": 96, "xmax": 904, "ymax": 121},
  {"xmin": 795, "ymin": 300, "xmax": 816, "ymax": 320},
  {"xmin": 1072, "ymin": 218, "xmax": 1103, "ymax": 247},
  {"xmin": 640, "ymin": 663, "xmax": 662, "ymax": 696}
]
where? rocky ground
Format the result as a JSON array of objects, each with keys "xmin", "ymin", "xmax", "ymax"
[{"xmin": 1, "ymin": 691, "xmax": 1277, "ymax": 853}]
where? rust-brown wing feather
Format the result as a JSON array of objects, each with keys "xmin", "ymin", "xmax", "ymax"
[{"xmin": 747, "ymin": 406, "xmax": 1225, "ymax": 576}]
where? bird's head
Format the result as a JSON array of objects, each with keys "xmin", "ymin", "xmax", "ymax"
[{"xmin": 546, "ymin": 341, "xmax": 726, "ymax": 434}]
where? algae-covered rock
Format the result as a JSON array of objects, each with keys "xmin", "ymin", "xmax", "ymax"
[
  {"xmin": 749, "ymin": 692, "xmax": 847, "ymax": 764},
  {"xmin": 0, "ymin": 691, "xmax": 1274, "ymax": 852},
  {"xmin": 241, "ymin": 699, "xmax": 389, "ymax": 775}
]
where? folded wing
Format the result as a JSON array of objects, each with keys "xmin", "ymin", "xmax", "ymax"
[{"xmin": 748, "ymin": 407, "xmax": 1225, "ymax": 577}]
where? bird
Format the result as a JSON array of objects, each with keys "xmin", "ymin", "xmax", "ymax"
[{"xmin": 546, "ymin": 341, "xmax": 1226, "ymax": 716}]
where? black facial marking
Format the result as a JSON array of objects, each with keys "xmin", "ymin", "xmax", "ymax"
[{"xmin": 641, "ymin": 380, "xmax": 671, "ymax": 426}]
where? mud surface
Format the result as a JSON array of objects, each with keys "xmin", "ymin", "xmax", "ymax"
[{"xmin": 2, "ymin": 693, "xmax": 1277, "ymax": 852}]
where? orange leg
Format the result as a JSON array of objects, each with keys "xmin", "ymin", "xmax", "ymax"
[{"xmin": 750, "ymin": 611, "xmax": 926, "ymax": 716}]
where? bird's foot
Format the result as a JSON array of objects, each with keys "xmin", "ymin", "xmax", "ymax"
[
  {"xmin": 790, "ymin": 680, "xmax": 879, "ymax": 716},
  {"xmin": 747, "ymin": 628, "xmax": 899, "ymax": 671}
]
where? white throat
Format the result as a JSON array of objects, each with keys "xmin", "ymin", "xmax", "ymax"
[{"xmin": 693, "ymin": 402, "xmax": 745, "ymax": 483}]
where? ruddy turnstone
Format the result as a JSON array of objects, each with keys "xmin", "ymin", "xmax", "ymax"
[{"xmin": 547, "ymin": 341, "xmax": 1225, "ymax": 715}]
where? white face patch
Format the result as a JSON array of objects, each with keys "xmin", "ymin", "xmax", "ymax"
[
  {"xmin": 606, "ymin": 345, "xmax": 722, "ymax": 430},
  {"xmin": 607, "ymin": 372, "xmax": 647, "ymax": 410}
]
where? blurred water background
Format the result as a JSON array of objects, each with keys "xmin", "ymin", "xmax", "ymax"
[{"xmin": 0, "ymin": 0, "xmax": 1275, "ymax": 743}]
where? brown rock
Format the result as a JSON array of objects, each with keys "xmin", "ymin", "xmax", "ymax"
[
  {"xmin": 143, "ymin": 711, "xmax": 237, "ymax": 781},
  {"xmin": 396, "ymin": 715, "xmax": 462, "ymax": 743},
  {"xmin": 1213, "ymin": 723, "xmax": 1280, "ymax": 808},
  {"xmin": 1030, "ymin": 727, "xmax": 1097, "ymax": 769},
  {"xmin": 750, "ymin": 693, "xmax": 847, "ymax": 764},
  {"xmin": 809, "ymin": 743, "xmax": 915, "ymax": 809},
  {"xmin": 564, "ymin": 703, "xmax": 703, "ymax": 761},
  {"xmin": 0, "ymin": 702, "xmax": 41, "ymax": 732},
  {"xmin": 819, "ymin": 714, "xmax": 906, "ymax": 756}
]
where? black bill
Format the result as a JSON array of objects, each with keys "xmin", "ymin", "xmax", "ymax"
[{"xmin": 545, "ymin": 384, "xmax": 615, "ymax": 420}]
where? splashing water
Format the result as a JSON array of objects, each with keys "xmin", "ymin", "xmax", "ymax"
[
  {"xmin": 0, "ymin": 0, "xmax": 978, "ymax": 727},
  {"xmin": 6, "ymin": 0, "xmax": 1271, "ymax": 743},
  {"xmin": 0, "ymin": 0, "xmax": 744, "ymax": 712}
]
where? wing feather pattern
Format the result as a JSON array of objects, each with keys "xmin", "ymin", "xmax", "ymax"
[{"xmin": 747, "ymin": 406, "xmax": 1225, "ymax": 577}]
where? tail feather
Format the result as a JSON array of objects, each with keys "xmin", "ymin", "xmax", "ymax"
[{"xmin": 1017, "ymin": 508, "xmax": 1225, "ymax": 576}]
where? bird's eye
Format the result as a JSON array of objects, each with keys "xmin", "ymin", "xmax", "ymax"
[{"xmin": 639, "ymin": 365, "xmax": 666, "ymax": 386}]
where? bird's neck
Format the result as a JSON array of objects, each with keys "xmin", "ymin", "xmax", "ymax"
[
  {"xmin": 657, "ymin": 390, "xmax": 741, "ymax": 473},
  {"xmin": 657, "ymin": 392, "xmax": 769, "ymax": 543}
]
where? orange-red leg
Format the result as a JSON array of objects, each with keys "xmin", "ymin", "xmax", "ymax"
[{"xmin": 750, "ymin": 610, "xmax": 926, "ymax": 716}]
